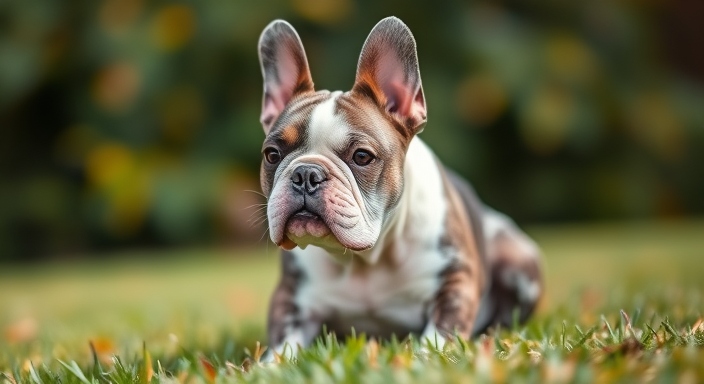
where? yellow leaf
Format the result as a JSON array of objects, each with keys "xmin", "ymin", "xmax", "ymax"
[
  {"xmin": 366, "ymin": 339, "xmax": 379, "ymax": 369},
  {"xmin": 691, "ymin": 317, "xmax": 703, "ymax": 335},
  {"xmin": 198, "ymin": 354, "xmax": 216, "ymax": 382},
  {"xmin": 253, "ymin": 341, "xmax": 267, "ymax": 362},
  {"xmin": 141, "ymin": 342, "xmax": 153, "ymax": 384}
]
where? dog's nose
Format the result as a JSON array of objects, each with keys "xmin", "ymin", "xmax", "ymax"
[{"xmin": 291, "ymin": 164, "xmax": 326, "ymax": 194}]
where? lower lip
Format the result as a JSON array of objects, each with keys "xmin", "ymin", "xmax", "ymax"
[{"xmin": 286, "ymin": 211, "xmax": 331, "ymax": 238}]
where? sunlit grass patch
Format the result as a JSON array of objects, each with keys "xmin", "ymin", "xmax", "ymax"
[{"xmin": 1, "ymin": 221, "xmax": 703, "ymax": 383}]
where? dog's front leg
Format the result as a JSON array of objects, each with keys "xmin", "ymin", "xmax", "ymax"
[
  {"xmin": 266, "ymin": 287, "xmax": 315, "ymax": 361},
  {"xmin": 422, "ymin": 259, "xmax": 482, "ymax": 350},
  {"xmin": 264, "ymin": 251, "xmax": 319, "ymax": 362}
]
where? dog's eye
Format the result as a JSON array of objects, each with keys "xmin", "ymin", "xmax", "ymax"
[
  {"xmin": 352, "ymin": 149, "xmax": 375, "ymax": 166},
  {"xmin": 264, "ymin": 147, "xmax": 281, "ymax": 164}
]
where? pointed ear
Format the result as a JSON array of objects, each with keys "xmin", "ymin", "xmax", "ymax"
[
  {"xmin": 258, "ymin": 20, "xmax": 314, "ymax": 133},
  {"xmin": 353, "ymin": 17, "xmax": 427, "ymax": 135}
]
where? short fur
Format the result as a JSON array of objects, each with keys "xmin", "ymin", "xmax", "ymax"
[{"xmin": 256, "ymin": 17, "xmax": 543, "ymax": 359}]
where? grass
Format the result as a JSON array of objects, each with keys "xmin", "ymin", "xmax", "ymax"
[{"xmin": 1, "ymin": 220, "xmax": 704, "ymax": 383}]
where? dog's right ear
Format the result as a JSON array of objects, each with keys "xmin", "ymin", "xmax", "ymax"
[{"xmin": 258, "ymin": 20, "xmax": 314, "ymax": 133}]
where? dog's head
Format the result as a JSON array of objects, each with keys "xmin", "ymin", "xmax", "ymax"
[{"xmin": 257, "ymin": 17, "xmax": 426, "ymax": 254}]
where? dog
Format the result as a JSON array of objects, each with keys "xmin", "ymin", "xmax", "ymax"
[{"xmin": 257, "ymin": 16, "xmax": 543, "ymax": 359}]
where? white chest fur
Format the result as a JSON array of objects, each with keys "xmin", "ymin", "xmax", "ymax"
[{"xmin": 291, "ymin": 138, "xmax": 450, "ymax": 336}]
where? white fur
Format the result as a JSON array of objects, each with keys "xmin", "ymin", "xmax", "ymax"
[
  {"xmin": 307, "ymin": 92, "xmax": 348, "ymax": 154},
  {"xmin": 516, "ymin": 272, "xmax": 541, "ymax": 303},
  {"xmin": 483, "ymin": 208, "xmax": 508, "ymax": 241},
  {"xmin": 483, "ymin": 208, "xmax": 539, "ymax": 256},
  {"xmin": 272, "ymin": 327, "xmax": 304, "ymax": 360},
  {"xmin": 421, "ymin": 322, "xmax": 447, "ymax": 350}
]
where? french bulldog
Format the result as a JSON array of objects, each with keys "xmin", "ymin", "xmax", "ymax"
[{"xmin": 257, "ymin": 16, "xmax": 542, "ymax": 359}]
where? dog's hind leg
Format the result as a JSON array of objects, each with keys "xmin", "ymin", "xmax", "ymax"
[{"xmin": 472, "ymin": 209, "xmax": 543, "ymax": 334}]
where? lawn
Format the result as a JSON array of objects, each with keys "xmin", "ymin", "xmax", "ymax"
[{"xmin": 1, "ymin": 220, "xmax": 703, "ymax": 383}]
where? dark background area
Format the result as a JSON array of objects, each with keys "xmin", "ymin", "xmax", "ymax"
[{"xmin": 1, "ymin": 0, "xmax": 703, "ymax": 262}]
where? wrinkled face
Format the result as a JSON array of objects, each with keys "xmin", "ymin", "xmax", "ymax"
[
  {"xmin": 261, "ymin": 91, "xmax": 410, "ymax": 252},
  {"xmin": 257, "ymin": 18, "xmax": 427, "ymax": 252}
]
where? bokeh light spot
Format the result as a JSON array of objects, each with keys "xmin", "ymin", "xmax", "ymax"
[
  {"xmin": 158, "ymin": 86, "xmax": 205, "ymax": 144},
  {"xmin": 92, "ymin": 61, "xmax": 141, "ymax": 113},
  {"xmin": 545, "ymin": 34, "xmax": 599, "ymax": 85},
  {"xmin": 85, "ymin": 143, "xmax": 151, "ymax": 237},
  {"xmin": 4, "ymin": 316, "xmax": 38, "ymax": 344},
  {"xmin": 86, "ymin": 142, "xmax": 134, "ymax": 189},
  {"xmin": 519, "ymin": 84, "xmax": 574, "ymax": 155},
  {"xmin": 455, "ymin": 73, "xmax": 508, "ymax": 128},
  {"xmin": 626, "ymin": 91, "xmax": 684, "ymax": 163},
  {"xmin": 99, "ymin": 0, "xmax": 144, "ymax": 37},
  {"xmin": 106, "ymin": 168, "xmax": 150, "ymax": 237},
  {"xmin": 291, "ymin": 0, "xmax": 354, "ymax": 25},
  {"xmin": 151, "ymin": 4, "xmax": 196, "ymax": 51}
]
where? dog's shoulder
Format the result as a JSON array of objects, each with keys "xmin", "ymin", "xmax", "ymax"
[{"xmin": 441, "ymin": 167, "xmax": 487, "ymax": 268}]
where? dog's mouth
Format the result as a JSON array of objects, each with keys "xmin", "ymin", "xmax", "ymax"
[
  {"xmin": 290, "ymin": 209, "xmax": 319, "ymax": 220},
  {"xmin": 277, "ymin": 209, "xmax": 333, "ymax": 250}
]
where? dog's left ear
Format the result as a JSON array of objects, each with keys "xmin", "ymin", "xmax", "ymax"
[
  {"xmin": 258, "ymin": 20, "xmax": 314, "ymax": 133},
  {"xmin": 353, "ymin": 17, "xmax": 427, "ymax": 135}
]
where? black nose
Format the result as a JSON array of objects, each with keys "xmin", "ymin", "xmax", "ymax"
[{"xmin": 291, "ymin": 164, "xmax": 327, "ymax": 194}]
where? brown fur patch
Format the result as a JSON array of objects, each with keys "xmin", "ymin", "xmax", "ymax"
[
  {"xmin": 267, "ymin": 250, "xmax": 304, "ymax": 346},
  {"xmin": 431, "ymin": 164, "xmax": 485, "ymax": 338},
  {"xmin": 280, "ymin": 125, "xmax": 300, "ymax": 146},
  {"xmin": 484, "ymin": 230, "xmax": 543, "ymax": 328},
  {"xmin": 352, "ymin": 73, "xmax": 385, "ymax": 108},
  {"xmin": 350, "ymin": 78, "xmax": 415, "ymax": 140}
]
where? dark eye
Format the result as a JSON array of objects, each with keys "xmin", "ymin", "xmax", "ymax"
[
  {"xmin": 352, "ymin": 149, "xmax": 375, "ymax": 166},
  {"xmin": 264, "ymin": 147, "xmax": 281, "ymax": 164}
]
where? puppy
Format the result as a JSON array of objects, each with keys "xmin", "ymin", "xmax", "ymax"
[{"xmin": 257, "ymin": 17, "xmax": 542, "ymax": 359}]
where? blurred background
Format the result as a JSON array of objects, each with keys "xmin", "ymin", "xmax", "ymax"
[{"xmin": 1, "ymin": 0, "xmax": 703, "ymax": 262}]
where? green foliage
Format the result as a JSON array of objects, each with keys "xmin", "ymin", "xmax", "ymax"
[{"xmin": 1, "ymin": 1, "xmax": 704, "ymax": 260}]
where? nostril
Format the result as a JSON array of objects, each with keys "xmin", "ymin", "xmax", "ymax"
[
  {"xmin": 291, "ymin": 171, "xmax": 304, "ymax": 186},
  {"xmin": 309, "ymin": 171, "xmax": 322, "ymax": 186}
]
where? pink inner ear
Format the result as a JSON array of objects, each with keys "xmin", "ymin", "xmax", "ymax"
[
  {"xmin": 261, "ymin": 47, "xmax": 305, "ymax": 129},
  {"xmin": 261, "ymin": 84, "xmax": 292, "ymax": 127},
  {"xmin": 375, "ymin": 51, "xmax": 426, "ymax": 125}
]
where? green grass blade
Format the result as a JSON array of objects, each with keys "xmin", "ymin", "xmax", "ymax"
[{"xmin": 57, "ymin": 360, "xmax": 93, "ymax": 384}]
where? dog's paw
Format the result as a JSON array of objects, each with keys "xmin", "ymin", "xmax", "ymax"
[
  {"xmin": 420, "ymin": 323, "xmax": 448, "ymax": 350},
  {"xmin": 259, "ymin": 350, "xmax": 277, "ymax": 364},
  {"xmin": 261, "ymin": 341, "xmax": 299, "ymax": 363},
  {"xmin": 414, "ymin": 323, "xmax": 449, "ymax": 360}
]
